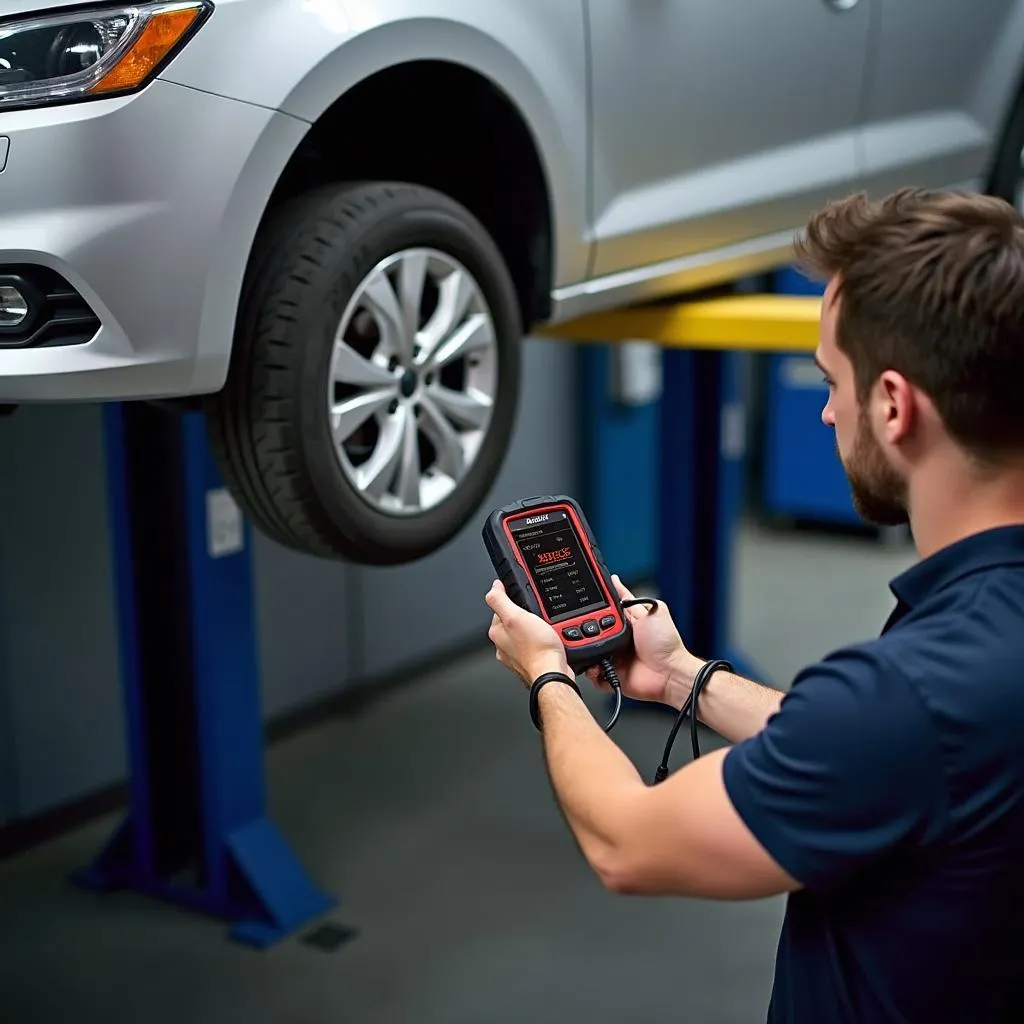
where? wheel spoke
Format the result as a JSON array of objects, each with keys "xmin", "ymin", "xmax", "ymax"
[
  {"xmin": 416, "ymin": 269, "xmax": 477, "ymax": 365},
  {"xmin": 363, "ymin": 272, "xmax": 414, "ymax": 363},
  {"xmin": 331, "ymin": 388, "xmax": 395, "ymax": 445},
  {"xmin": 396, "ymin": 405, "xmax": 422, "ymax": 507},
  {"xmin": 418, "ymin": 395, "xmax": 467, "ymax": 481},
  {"xmin": 424, "ymin": 313, "xmax": 493, "ymax": 371},
  {"xmin": 426, "ymin": 384, "xmax": 493, "ymax": 430},
  {"xmin": 357, "ymin": 411, "xmax": 406, "ymax": 501},
  {"xmin": 331, "ymin": 338, "xmax": 395, "ymax": 388},
  {"xmin": 399, "ymin": 251, "xmax": 428, "ymax": 342}
]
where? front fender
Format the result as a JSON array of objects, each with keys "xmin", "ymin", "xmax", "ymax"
[{"xmin": 159, "ymin": 0, "xmax": 591, "ymax": 289}]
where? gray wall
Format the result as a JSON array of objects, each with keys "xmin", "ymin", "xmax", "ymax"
[
  {"xmin": 0, "ymin": 337, "xmax": 581, "ymax": 822},
  {"xmin": 253, "ymin": 539, "xmax": 360, "ymax": 720},
  {"xmin": 0, "ymin": 405, "xmax": 126, "ymax": 820},
  {"xmin": 0, "ymin": 608, "xmax": 16, "ymax": 828}
]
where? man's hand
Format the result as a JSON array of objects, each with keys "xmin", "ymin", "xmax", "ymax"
[
  {"xmin": 485, "ymin": 579, "xmax": 571, "ymax": 686},
  {"xmin": 585, "ymin": 576, "xmax": 702, "ymax": 709}
]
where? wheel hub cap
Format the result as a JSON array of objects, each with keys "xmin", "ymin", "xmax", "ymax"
[
  {"xmin": 326, "ymin": 247, "xmax": 499, "ymax": 517},
  {"xmin": 398, "ymin": 368, "xmax": 418, "ymax": 399}
]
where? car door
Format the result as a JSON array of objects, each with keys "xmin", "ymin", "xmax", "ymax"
[
  {"xmin": 586, "ymin": 0, "xmax": 873, "ymax": 280},
  {"xmin": 857, "ymin": 0, "xmax": 1024, "ymax": 199}
]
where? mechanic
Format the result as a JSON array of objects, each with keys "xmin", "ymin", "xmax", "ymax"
[{"xmin": 484, "ymin": 187, "xmax": 1024, "ymax": 1023}]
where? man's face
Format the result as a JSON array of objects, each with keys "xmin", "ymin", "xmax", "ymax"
[{"xmin": 817, "ymin": 279, "xmax": 908, "ymax": 527}]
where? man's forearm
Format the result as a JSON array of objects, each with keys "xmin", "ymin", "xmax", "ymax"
[
  {"xmin": 534, "ymin": 681, "xmax": 647, "ymax": 878},
  {"xmin": 667, "ymin": 664, "xmax": 784, "ymax": 744}
]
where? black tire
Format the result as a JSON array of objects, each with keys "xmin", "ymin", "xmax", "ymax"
[
  {"xmin": 206, "ymin": 181, "xmax": 522, "ymax": 565},
  {"xmin": 989, "ymin": 83, "xmax": 1024, "ymax": 206}
]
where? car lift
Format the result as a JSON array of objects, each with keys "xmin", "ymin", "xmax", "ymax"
[
  {"xmin": 71, "ymin": 290, "xmax": 820, "ymax": 948},
  {"xmin": 74, "ymin": 402, "xmax": 334, "ymax": 948},
  {"xmin": 538, "ymin": 292, "xmax": 821, "ymax": 674}
]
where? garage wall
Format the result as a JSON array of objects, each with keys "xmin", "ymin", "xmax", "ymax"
[
  {"xmin": 0, "ymin": 631, "xmax": 16, "ymax": 828},
  {"xmin": 252, "ymin": 539, "xmax": 360, "ymax": 719},
  {"xmin": 0, "ymin": 336, "xmax": 582, "ymax": 822},
  {"xmin": 0, "ymin": 405, "xmax": 126, "ymax": 820}
]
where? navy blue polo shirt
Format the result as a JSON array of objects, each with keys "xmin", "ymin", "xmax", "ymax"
[{"xmin": 722, "ymin": 525, "xmax": 1024, "ymax": 1023}]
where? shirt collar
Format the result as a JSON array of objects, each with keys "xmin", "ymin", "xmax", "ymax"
[{"xmin": 890, "ymin": 524, "xmax": 1024, "ymax": 608}]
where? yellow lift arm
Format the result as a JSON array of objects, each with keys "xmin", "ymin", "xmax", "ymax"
[{"xmin": 537, "ymin": 293, "xmax": 822, "ymax": 353}]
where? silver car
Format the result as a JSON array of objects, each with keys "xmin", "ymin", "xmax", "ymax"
[{"xmin": 1, "ymin": 0, "xmax": 1023, "ymax": 564}]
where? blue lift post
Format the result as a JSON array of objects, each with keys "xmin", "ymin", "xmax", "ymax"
[
  {"xmin": 657, "ymin": 346, "xmax": 757, "ymax": 677},
  {"xmin": 578, "ymin": 345, "xmax": 661, "ymax": 583},
  {"xmin": 578, "ymin": 345, "xmax": 748, "ymax": 666},
  {"xmin": 74, "ymin": 402, "xmax": 334, "ymax": 948}
]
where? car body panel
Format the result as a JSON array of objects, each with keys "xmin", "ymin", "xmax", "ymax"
[
  {"xmin": 857, "ymin": 0, "xmax": 1024, "ymax": 198},
  {"xmin": 586, "ymin": 0, "xmax": 872, "ymax": 279},
  {"xmin": 157, "ymin": 0, "xmax": 592, "ymax": 291}
]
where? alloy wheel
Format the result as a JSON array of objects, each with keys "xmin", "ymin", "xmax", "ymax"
[{"xmin": 326, "ymin": 248, "xmax": 499, "ymax": 516}]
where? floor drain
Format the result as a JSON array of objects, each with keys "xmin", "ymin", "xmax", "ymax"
[{"xmin": 301, "ymin": 922, "xmax": 359, "ymax": 952}]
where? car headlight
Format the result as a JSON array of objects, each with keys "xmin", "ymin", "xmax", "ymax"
[{"xmin": 0, "ymin": 1, "xmax": 212, "ymax": 111}]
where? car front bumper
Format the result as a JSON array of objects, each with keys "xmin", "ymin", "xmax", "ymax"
[{"xmin": 0, "ymin": 78, "xmax": 306, "ymax": 403}]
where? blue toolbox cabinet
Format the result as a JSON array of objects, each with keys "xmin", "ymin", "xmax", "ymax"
[{"xmin": 761, "ymin": 268, "xmax": 861, "ymax": 526}]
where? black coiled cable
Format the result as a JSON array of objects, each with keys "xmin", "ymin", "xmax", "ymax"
[
  {"xmin": 592, "ymin": 600, "xmax": 731, "ymax": 782},
  {"xmin": 653, "ymin": 657, "xmax": 733, "ymax": 783}
]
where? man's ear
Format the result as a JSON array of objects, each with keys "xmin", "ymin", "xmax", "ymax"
[{"xmin": 877, "ymin": 370, "xmax": 915, "ymax": 443}]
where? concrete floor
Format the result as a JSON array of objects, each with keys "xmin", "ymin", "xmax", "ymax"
[{"xmin": 0, "ymin": 520, "xmax": 914, "ymax": 1024}]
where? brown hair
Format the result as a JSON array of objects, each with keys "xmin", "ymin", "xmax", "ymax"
[{"xmin": 794, "ymin": 187, "xmax": 1024, "ymax": 463}]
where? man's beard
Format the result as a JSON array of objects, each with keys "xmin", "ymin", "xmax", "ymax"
[{"xmin": 838, "ymin": 412, "xmax": 909, "ymax": 527}]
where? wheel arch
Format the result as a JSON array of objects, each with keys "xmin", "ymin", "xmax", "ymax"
[
  {"xmin": 984, "ymin": 56, "xmax": 1024, "ymax": 196},
  {"xmin": 265, "ymin": 57, "xmax": 558, "ymax": 330},
  {"xmin": 266, "ymin": 15, "xmax": 585, "ymax": 295},
  {"xmin": 974, "ymin": 3, "xmax": 1024, "ymax": 191}
]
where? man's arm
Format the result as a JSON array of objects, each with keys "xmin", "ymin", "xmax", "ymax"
[
  {"xmin": 534, "ymin": 681, "xmax": 800, "ymax": 899},
  {"xmin": 666, "ymin": 665, "xmax": 785, "ymax": 745},
  {"xmin": 534, "ymin": 647, "xmax": 947, "ymax": 901}
]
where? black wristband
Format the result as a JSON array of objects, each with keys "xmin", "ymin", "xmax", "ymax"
[{"xmin": 529, "ymin": 671, "xmax": 581, "ymax": 731}]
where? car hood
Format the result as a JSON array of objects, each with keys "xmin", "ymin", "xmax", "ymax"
[
  {"xmin": 1, "ymin": 0, "xmax": 194, "ymax": 19},
  {"xmin": 3, "ymin": 0, "xmax": 98, "ymax": 16}
]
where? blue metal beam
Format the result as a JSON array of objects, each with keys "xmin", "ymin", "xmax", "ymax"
[
  {"xmin": 657, "ymin": 347, "xmax": 761, "ymax": 680},
  {"xmin": 75, "ymin": 403, "xmax": 333, "ymax": 947}
]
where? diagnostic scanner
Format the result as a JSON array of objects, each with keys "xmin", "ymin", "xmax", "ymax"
[
  {"xmin": 482, "ymin": 494, "xmax": 633, "ymax": 674},
  {"xmin": 483, "ymin": 494, "xmax": 724, "ymax": 772}
]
